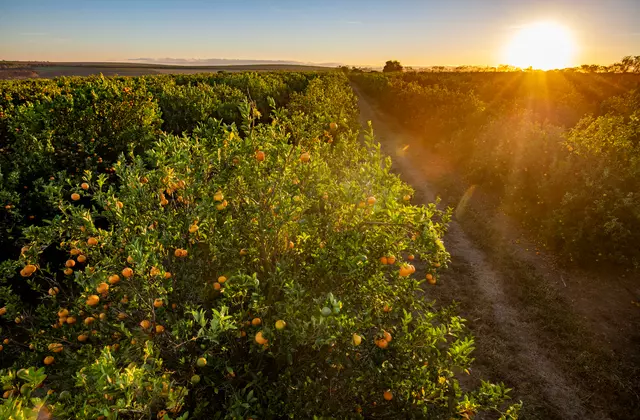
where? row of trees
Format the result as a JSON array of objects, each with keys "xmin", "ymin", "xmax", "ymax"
[{"xmin": 347, "ymin": 56, "xmax": 640, "ymax": 73}]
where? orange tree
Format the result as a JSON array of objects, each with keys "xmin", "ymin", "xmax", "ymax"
[{"xmin": 0, "ymin": 74, "xmax": 519, "ymax": 418}]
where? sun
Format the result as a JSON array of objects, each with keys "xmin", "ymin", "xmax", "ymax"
[{"xmin": 503, "ymin": 22, "xmax": 576, "ymax": 70}]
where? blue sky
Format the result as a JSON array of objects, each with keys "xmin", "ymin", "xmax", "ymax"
[{"xmin": 0, "ymin": 0, "xmax": 638, "ymax": 66}]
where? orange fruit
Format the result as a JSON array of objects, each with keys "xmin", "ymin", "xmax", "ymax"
[
  {"xmin": 407, "ymin": 254, "xmax": 415, "ymax": 261},
  {"xmin": 189, "ymin": 224, "xmax": 198, "ymax": 233},
  {"xmin": 149, "ymin": 266, "xmax": 161, "ymax": 276},
  {"xmin": 255, "ymin": 331, "xmax": 268, "ymax": 345},
  {"xmin": 140, "ymin": 176, "xmax": 149, "ymax": 184},
  {"xmin": 409, "ymin": 264, "xmax": 415, "ymax": 273},
  {"xmin": 108, "ymin": 274, "xmax": 121, "ymax": 285},
  {"xmin": 426, "ymin": 273, "xmax": 436, "ymax": 285},
  {"xmin": 383, "ymin": 331, "xmax": 392, "ymax": 342},
  {"xmin": 0, "ymin": 307, "xmax": 6, "ymax": 316},
  {"xmin": 86, "ymin": 295, "xmax": 100, "ymax": 307},
  {"xmin": 84, "ymin": 316, "xmax": 95, "ymax": 325},
  {"xmin": 387, "ymin": 256, "xmax": 396, "ymax": 265},
  {"xmin": 57, "ymin": 308, "xmax": 69, "ymax": 317},
  {"xmin": 251, "ymin": 317, "xmax": 262, "ymax": 326},
  {"xmin": 23, "ymin": 264, "xmax": 37, "ymax": 275},
  {"xmin": 76, "ymin": 255, "xmax": 87, "ymax": 263},
  {"xmin": 122, "ymin": 267, "xmax": 134, "ymax": 278},
  {"xmin": 367, "ymin": 196, "xmax": 376, "ymax": 205},
  {"xmin": 77, "ymin": 334, "xmax": 88, "ymax": 342},
  {"xmin": 255, "ymin": 150, "xmax": 265, "ymax": 162},
  {"xmin": 155, "ymin": 325, "xmax": 165, "ymax": 334},
  {"xmin": 375, "ymin": 338, "xmax": 389, "ymax": 349},
  {"xmin": 383, "ymin": 304, "xmax": 392, "ymax": 313},
  {"xmin": 239, "ymin": 249, "xmax": 248, "ymax": 256},
  {"xmin": 44, "ymin": 356, "xmax": 55, "ymax": 365},
  {"xmin": 153, "ymin": 298, "xmax": 163, "ymax": 308},
  {"xmin": 174, "ymin": 249, "xmax": 187, "ymax": 258},
  {"xmin": 66, "ymin": 316, "xmax": 77, "ymax": 325},
  {"xmin": 164, "ymin": 272, "xmax": 172, "ymax": 279},
  {"xmin": 214, "ymin": 190, "xmax": 224, "ymax": 201},
  {"xmin": 140, "ymin": 320, "xmax": 151, "ymax": 329},
  {"xmin": 329, "ymin": 122, "xmax": 338, "ymax": 131},
  {"xmin": 300, "ymin": 152, "xmax": 310, "ymax": 162},
  {"xmin": 48, "ymin": 287, "xmax": 58, "ymax": 296},
  {"xmin": 2, "ymin": 339, "xmax": 7, "ymax": 345},
  {"xmin": 380, "ymin": 256, "xmax": 388, "ymax": 265},
  {"xmin": 352, "ymin": 333, "xmax": 362, "ymax": 346},
  {"xmin": 87, "ymin": 237, "xmax": 98, "ymax": 247},
  {"xmin": 196, "ymin": 357, "xmax": 207, "ymax": 368},
  {"xmin": 63, "ymin": 268, "xmax": 73, "ymax": 276},
  {"xmin": 383, "ymin": 390, "xmax": 393, "ymax": 401},
  {"xmin": 213, "ymin": 282, "xmax": 221, "ymax": 291},
  {"xmin": 48, "ymin": 343, "xmax": 63, "ymax": 353},
  {"xmin": 218, "ymin": 276, "xmax": 227, "ymax": 283},
  {"xmin": 115, "ymin": 201, "xmax": 123, "ymax": 209},
  {"xmin": 399, "ymin": 265, "xmax": 412, "ymax": 277},
  {"xmin": 71, "ymin": 193, "xmax": 80, "ymax": 201},
  {"xmin": 65, "ymin": 259, "xmax": 75, "ymax": 268},
  {"xmin": 81, "ymin": 183, "xmax": 89, "ymax": 190},
  {"xmin": 275, "ymin": 320, "xmax": 286, "ymax": 330},
  {"xmin": 96, "ymin": 282, "xmax": 109, "ymax": 294}
]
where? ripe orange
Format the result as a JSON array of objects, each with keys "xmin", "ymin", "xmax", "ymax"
[
  {"xmin": 78, "ymin": 334, "xmax": 88, "ymax": 342},
  {"xmin": 387, "ymin": 256, "xmax": 396, "ymax": 265},
  {"xmin": 403, "ymin": 194, "xmax": 411, "ymax": 201},
  {"xmin": 84, "ymin": 316, "xmax": 95, "ymax": 325},
  {"xmin": 409, "ymin": 264, "xmax": 416, "ymax": 274},
  {"xmin": 66, "ymin": 316, "xmax": 77, "ymax": 325},
  {"xmin": 63, "ymin": 268, "xmax": 73, "ymax": 276},
  {"xmin": 153, "ymin": 298, "xmax": 163, "ymax": 308},
  {"xmin": 2, "ymin": 339, "xmax": 8, "ymax": 345},
  {"xmin": 251, "ymin": 317, "xmax": 262, "ymax": 326},
  {"xmin": 0, "ymin": 307, "xmax": 6, "ymax": 316},
  {"xmin": 375, "ymin": 338, "xmax": 388, "ymax": 349},
  {"xmin": 122, "ymin": 267, "xmax": 134, "ymax": 278},
  {"xmin": 189, "ymin": 224, "xmax": 198, "ymax": 233},
  {"xmin": 300, "ymin": 152, "xmax": 310, "ymax": 162},
  {"xmin": 44, "ymin": 356, "xmax": 55, "ymax": 365},
  {"xmin": 426, "ymin": 273, "xmax": 436, "ymax": 285},
  {"xmin": 383, "ymin": 304, "xmax": 392, "ymax": 313},
  {"xmin": 239, "ymin": 249, "xmax": 248, "ymax": 256},
  {"xmin": 140, "ymin": 320, "xmax": 151, "ymax": 329},
  {"xmin": 48, "ymin": 343, "xmax": 63, "ymax": 353},
  {"xmin": 255, "ymin": 150, "xmax": 265, "ymax": 162},
  {"xmin": 81, "ymin": 183, "xmax": 89, "ymax": 190},
  {"xmin": 87, "ymin": 237, "xmax": 98, "ymax": 247},
  {"xmin": 407, "ymin": 254, "xmax": 415, "ymax": 261},
  {"xmin": 174, "ymin": 248, "xmax": 188, "ymax": 258},
  {"xmin": 117, "ymin": 312, "xmax": 127, "ymax": 320},
  {"xmin": 76, "ymin": 255, "xmax": 87, "ymax": 263},
  {"xmin": 23, "ymin": 264, "xmax": 37, "ymax": 275},
  {"xmin": 108, "ymin": 274, "xmax": 121, "ymax": 285},
  {"xmin": 86, "ymin": 295, "xmax": 100, "ymax": 307},
  {"xmin": 380, "ymin": 256, "xmax": 388, "ymax": 265},
  {"xmin": 218, "ymin": 276, "xmax": 227, "ymax": 283},
  {"xmin": 352, "ymin": 333, "xmax": 362, "ymax": 346},
  {"xmin": 140, "ymin": 176, "xmax": 149, "ymax": 184},
  {"xmin": 57, "ymin": 308, "xmax": 69, "ymax": 317},
  {"xmin": 214, "ymin": 190, "xmax": 224, "ymax": 201},
  {"xmin": 65, "ymin": 259, "xmax": 75, "ymax": 268},
  {"xmin": 383, "ymin": 390, "xmax": 393, "ymax": 401},
  {"xmin": 71, "ymin": 193, "xmax": 81, "ymax": 201},
  {"xmin": 255, "ymin": 331, "xmax": 268, "ymax": 345},
  {"xmin": 366, "ymin": 196, "xmax": 376, "ymax": 205},
  {"xmin": 115, "ymin": 201, "xmax": 123, "ymax": 209},
  {"xmin": 275, "ymin": 320, "xmax": 286, "ymax": 330},
  {"xmin": 155, "ymin": 325, "xmax": 165, "ymax": 334},
  {"xmin": 96, "ymin": 282, "xmax": 109, "ymax": 294},
  {"xmin": 398, "ymin": 265, "xmax": 412, "ymax": 277},
  {"xmin": 329, "ymin": 122, "xmax": 338, "ymax": 131},
  {"xmin": 383, "ymin": 331, "xmax": 392, "ymax": 342}
]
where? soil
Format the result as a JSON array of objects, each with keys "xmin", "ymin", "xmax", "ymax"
[{"xmin": 352, "ymin": 84, "xmax": 640, "ymax": 420}]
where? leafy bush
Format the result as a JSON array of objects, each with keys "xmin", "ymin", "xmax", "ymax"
[{"xmin": 0, "ymin": 73, "xmax": 518, "ymax": 418}]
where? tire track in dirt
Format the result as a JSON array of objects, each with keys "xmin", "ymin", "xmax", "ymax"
[{"xmin": 352, "ymin": 84, "xmax": 588, "ymax": 419}]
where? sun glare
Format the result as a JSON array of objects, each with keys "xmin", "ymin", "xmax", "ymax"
[{"xmin": 504, "ymin": 22, "xmax": 576, "ymax": 70}]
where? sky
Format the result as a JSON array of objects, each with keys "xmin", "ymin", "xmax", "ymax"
[{"xmin": 0, "ymin": 0, "xmax": 638, "ymax": 67}]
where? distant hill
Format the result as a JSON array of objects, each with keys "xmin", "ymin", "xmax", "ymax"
[{"xmin": 127, "ymin": 58, "xmax": 343, "ymax": 67}]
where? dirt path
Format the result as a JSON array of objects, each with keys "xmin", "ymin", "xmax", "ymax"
[{"xmin": 352, "ymin": 84, "xmax": 640, "ymax": 420}]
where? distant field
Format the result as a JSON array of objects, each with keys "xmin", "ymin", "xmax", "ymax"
[{"xmin": 0, "ymin": 62, "xmax": 335, "ymax": 79}]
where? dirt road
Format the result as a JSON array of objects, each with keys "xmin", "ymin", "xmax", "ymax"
[{"xmin": 352, "ymin": 84, "xmax": 640, "ymax": 420}]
